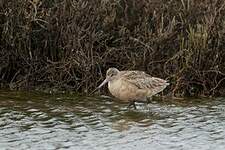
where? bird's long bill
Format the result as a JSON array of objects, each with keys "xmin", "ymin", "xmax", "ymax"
[
  {"xmin": 97, "ymin": 78, "xmax": 109, "ymax": 89},
  {"xmin": 90, "ymin": 78, "xmax": 109, "ymax": 95}
]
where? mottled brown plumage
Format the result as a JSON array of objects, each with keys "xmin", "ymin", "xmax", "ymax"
[{"xmin": 96, "ymin": 68, "xmax": 169, "ymax": 108}]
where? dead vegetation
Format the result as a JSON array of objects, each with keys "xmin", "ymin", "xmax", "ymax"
[{"xmin": 1, "ymin": 0, "xmax": 225, "ymax": 96}]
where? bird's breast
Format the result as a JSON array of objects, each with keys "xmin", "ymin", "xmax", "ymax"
[{"xmin": 108, "ymin": 79, "xmax": 122, "ymax": 99}]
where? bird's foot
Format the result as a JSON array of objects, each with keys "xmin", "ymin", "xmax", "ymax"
[{"xmin": 127, "ymin": 101, "xmax": 136, "ymax": 109}]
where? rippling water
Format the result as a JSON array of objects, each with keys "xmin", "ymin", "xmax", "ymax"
[{"xmin": 0, "ymin": 90, "xmax": 225, "ymax": 150}]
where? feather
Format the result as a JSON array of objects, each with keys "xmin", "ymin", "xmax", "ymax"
[{"xmin": 120, "ymin": 71, "xmax": 169, "ymax": 95}]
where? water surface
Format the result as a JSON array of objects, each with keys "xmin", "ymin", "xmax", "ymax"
[{"xmin": 0, "ymin": 90, "xmax": 225, "ymax": 150}]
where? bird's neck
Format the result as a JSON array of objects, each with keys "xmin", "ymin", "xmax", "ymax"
[{"xmin": 108, "ymin": 81, "xmax": 111, "ymax": 88}]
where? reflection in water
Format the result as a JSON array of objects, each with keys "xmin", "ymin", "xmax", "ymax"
[{"xmin": 0, "ymin": 90, "xmax": 225, "ymax": 149}]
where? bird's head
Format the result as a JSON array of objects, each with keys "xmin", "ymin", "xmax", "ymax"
[{"xmin": 97, "ymin": 68, "xmax": 120, "ymax": 89}]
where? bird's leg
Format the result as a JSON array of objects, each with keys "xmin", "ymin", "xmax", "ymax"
[
  {"xmin": 147, "ymin": 97, "xmax": 152, "ymax": 104},
  {"xmin": 127, "ymin": 101, "xmax": 136, "ymax": 109},
  {"xmin": 133, "ymin": 101, "xmax": 137, "ymax": 109}
]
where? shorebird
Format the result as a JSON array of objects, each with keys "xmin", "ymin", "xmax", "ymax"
[{"xmin": 95, "ymin": 68, "xmax": 169, "ymax": 109}]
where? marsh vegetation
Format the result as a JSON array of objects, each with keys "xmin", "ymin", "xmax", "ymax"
[{"xmin": 1, "ymin": 0, "xmax": 225, "ymax": 96}]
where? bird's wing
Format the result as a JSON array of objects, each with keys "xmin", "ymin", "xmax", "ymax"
[{"xmin": 120, "ymin": 71, "xmax": 169, "ymax": 90}]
